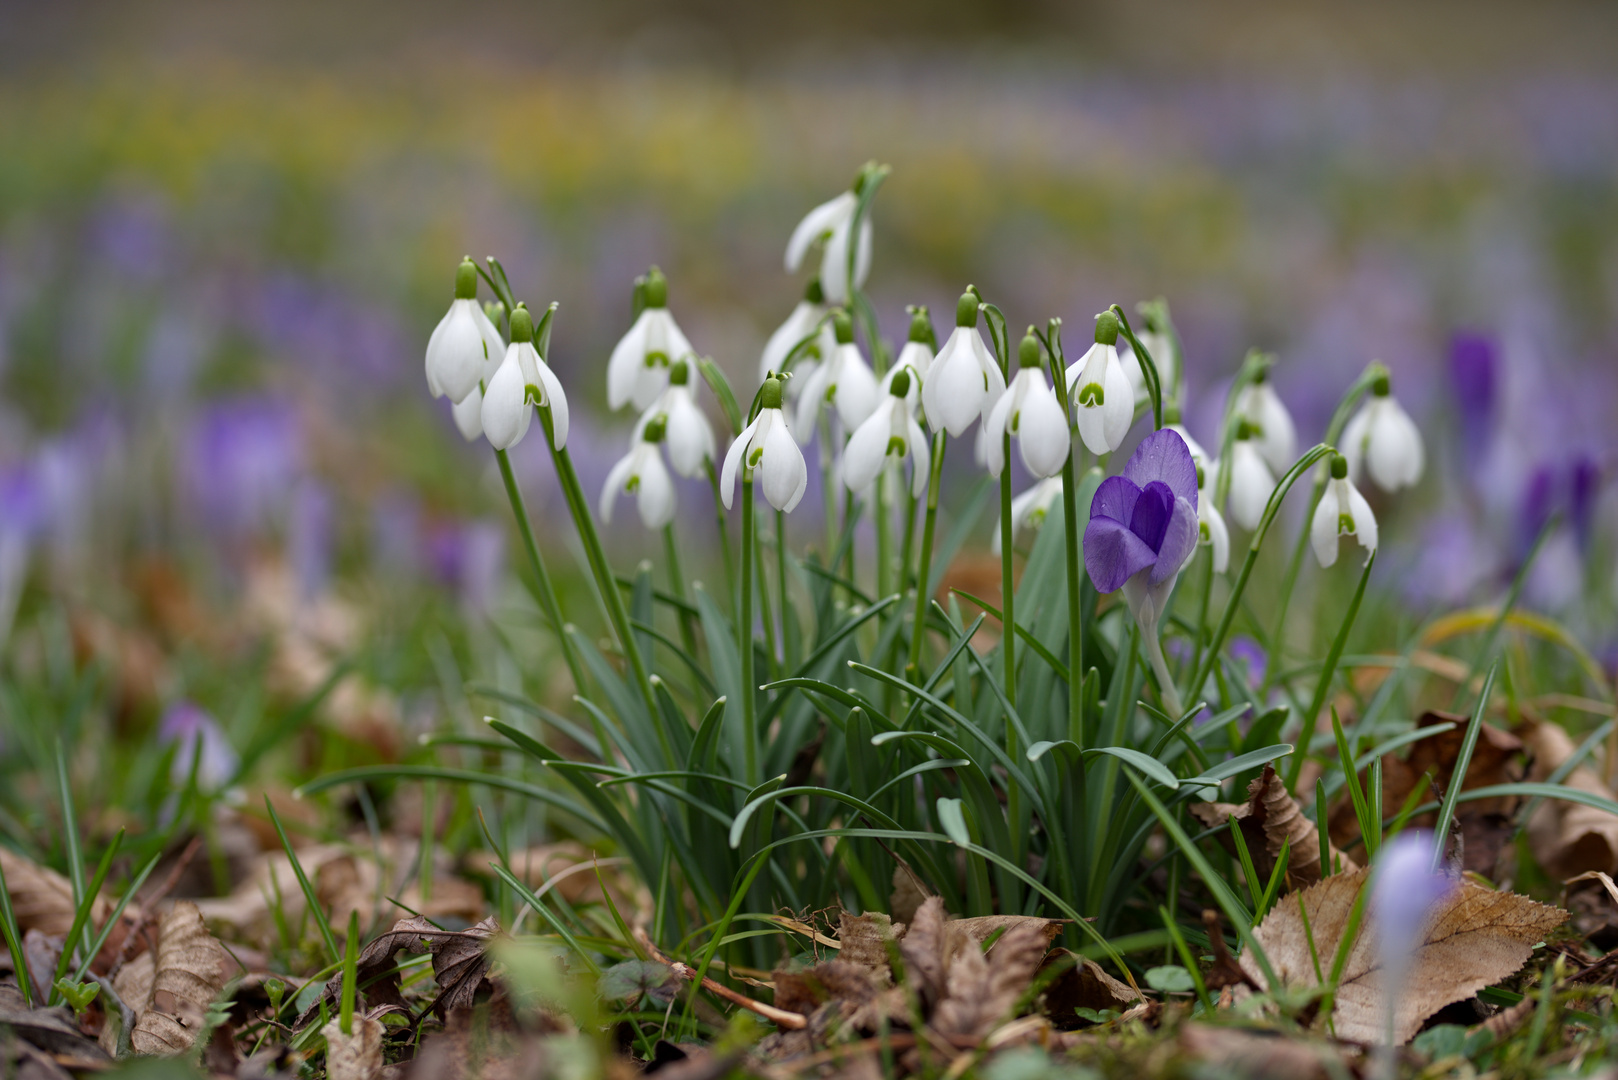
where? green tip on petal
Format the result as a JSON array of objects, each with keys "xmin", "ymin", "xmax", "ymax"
[
  {"xmin": 955, "ymin": 291, "xmax": 979, "ymax": 328},
  {"xmin": 1093, "ymin": 310, "xmax": 1119, "ymax": 346},
  {"xmin": 454, "ymin": 258, "xmax": 478, "ymax": 300},
  {"xmin": 833, "ymin": 310, "xmax": 854, "ymax": 345},
  {"xmin": 1372, "ymin": 372, "xmax": 1391, "ymax": 397},
  {"xmin": 1235, "ymin": 418, "xmax": 1255, "ymax": 441},
  {"xmin": 643, "ymin": 266, "xmax": 668, "ymax": 308},
  {"xmin": 760, "ymin": 376, "xmax": 784, "ymax": 411},
  {"xmin": 1330, "ymin": 452, "xmax": 1349, "ymax": 479},
  {"xmin": 907, "ymin": 306, "xmax": 932, "ymax": 344},
  {"xmin": 643, "ymin": 416, "xmax": 668, "ymax": 443},
  {"xmin": 509, "ymin": 303, "xmax": 534, "ymax": 343},
  {"xmin": 1018, "ymin": 329, "xmax": 1042, "ymax": 369},
  {"xmin": 669, "ymin": 359, "xmax": 690, "ymax": 385},
  {"xmin": 804, "ymin": 277, "xmax": 825, "ymax": 304},
  {"xmin": 889, "ymin": 368, "xmax": 911, "ymax": 398}
]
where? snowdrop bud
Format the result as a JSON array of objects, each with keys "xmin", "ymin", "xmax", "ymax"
[
  {"xmin": 720, "ymin": 377, "xmax": 809, "ymax": 512},
  {"xmin": 1226, "ymin": 421, "xmax": 1276, "ymax": 531},
  {"xmin": 1311, "ymin": 453, "xmax": 1378, "ymax": 568},
  {"xmin": 482, "ymin": 303, "xmax": 569, "ymax": 452},
  {"xmin": 985, "ymin": 331, "xmax": 1068, "ymax": 479},
  {"xmin": 1069, "ymin": 311, "xmax": 1134, "ymax": 455},
  {"xmin": 833, "ymin": 309, "xmax": 854, "ymax": 344},
  {"xmin": 889, "ymin": 368, "xmax": 911, "ymax": 399},
  {"xmin": 1018, "ymin": 328, "xmax": 1042, "ymax": 369},
  {"xmin": 608, "ymin": 265, "xmax": 695, "ymax": 412},
  {"xmin": 600, "ymin": 422, "xmax": 676, "ymax": 530},
  {"xmin": 956, "ymin": 290, "xmax": 979, "ymax": 328},
  {"xmin": 425, "ymin": 256, "xmax": 503, "ymax": 404},
  {"xmin": 1341, "ymin": 371, "xmax": 1424, "ymax": 493},
  {"xmin": 922, "ymin": 291, "xmax": 1004, "ymax": 437},
  {"xmin": 908, "ymin": 306, "xmax": 932, "ymax": 344}
]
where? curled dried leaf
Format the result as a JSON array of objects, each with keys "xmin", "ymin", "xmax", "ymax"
[
  {"xmin": 933, "ymin": 921, "xmax": 1051, "ymax": 1041},
  {"xmin": 1523, "ymin": 718, "xmax": 1618, "ymax": 880},
  {"xmin": 129, "ymin": 901, "xmax": 227, "ymax": 1056},
  {"xmin": 1191, "ymin": 764, "xmax": 1357, "ymax": 886}
]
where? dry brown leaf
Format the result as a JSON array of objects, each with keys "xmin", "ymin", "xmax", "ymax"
[
  {"xmin": 298, "ymin": 915, "xmax": 501, "ymax": 1026},
  {"xmin": 1178, "ymin": 1022, "xmax": 1338, "ymax": 1080},
  {"xmin": 1036, "ymin": 950, "xmax": 1141, "ymax": 1024},
  {"xmin": 838, "ymin": 911, "xmax": 897, "ymax": 985},
  {"xmin": 129, "ymin": 901, "xmax": 227, "ymax": 1056},
  {"xmin": 942, "ymin": 915, "xmax": 1064, "ymax": 959},
  {"xmin": 1523, "ymin": 718, "xmax": 1618, "ymax": 879},
  {"xmin": 1192, "ymin": 765, "xmax": 1357, "ymax": 886},
  {"xmin": 933, "ymin": 921, "xmax": 1051, "ymax": 1040},
  {"xmin": 0, "ymin": 848, "xmax": 132, "ymax": 960},
  {"xmin": 889, "ymin": 866, "xmax": 934, "ymax": 928},
  {"xmin": 103, "ymin": 951, "xmax": 155, "ymax": 1055},
  {"xmin": 321, "ymin": 1015, "xmax": 385, "ymax": 1080},
  {"xmin": 771, "ymin": 960, "xmax": 880, "ymax": 1019},
  {"xmin": 1241, "ymin": 868, "xmax": 1566, "ymax": 1044},
  {"xmin": 897, "ymin": 897, "xmax": 948, "ymax": 1005}
]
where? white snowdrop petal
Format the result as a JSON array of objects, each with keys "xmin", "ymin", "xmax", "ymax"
[
  {"xmin": 895, "ymin": 340, "xmax": 934, "ymax": 383},
  {"xmin": 1100, "ymin": 356, "xmax": 1136, "ymax": 452},
  {"xmin": 761, "ymin": 414, "xmax": 807, "ymax": 511},
  {"xmin": 607, "ymin": 312, "xmax": 652, "ymax": 411},
  {"xmin": 1017, "ymin": 380, "xmax": 1070, "ymax": 478},
  {"xmin": 481, "ymin": 349, "xmax": 531, "ymax": 450},
  {"xmin": 599, "ymin": 452, "xmax": 637, "ymax": 524},
  {"xmin": 1309, "ymin": 483, "xmax": 1342, "ymax": 568},
  {"xmin": 431, "ymin": 301, "xmax": 489, "ymax": 404},
  {"xmin": 535, "ymin": 360, "xmax": 569, "ymax": 450},
  {"xmin": 1229, "ymin": 443, "xmax": 1274, "ymax": 532},
  {"xmin": 1346, "ymin": 480, "xmax": 1379, "ymax": 555},
  {"xmin": 1340, "ymin": 406, "xmax": 1372, "ymax": 485},
  {"xmin": 785, "ymin": 192, "xmax": 854, "ymax": 273},
  {"xmin": 666, "ymin": 395, "xmax": 714, "ymax": 478},
  {"xmin": 1202, "ymin": 502, "xmax": 1230, "ymax": 574},
  {"xmin": 1252, "ymin": 385, "xmax": 1297, "ymax": 474},
  {"xmin": 795, "ymin": 360, "xmax": 834, "ymax": 438},
  {"xmin": 719, "ymin": 415, "xmax": 761, "ymax": 509},
  {"xmin": 832, "ymin": 346, "xmax": 880, "ymax": 429},
  {"xmin": 982, "ymin": 388, "xmax": 1015, "ymax": 477},
  {"xmin": 761, "ymin": 302, "xmax": 819, "ymax": 382},
  {"xmin": 975, "ymin": 331, "xmax": 1007, "ymax": 403},
  {"xmin": 425, "ymin": 310, "xmax": 450, "ymax": 397},
  {"xmin": 907, "ymin": 418, "xmax": 931, "ymax": 498},
  {"xmin": 841, "ymin": 409, "xmax": 890, "ymax": 493},
  {"xmin": 451, "ymin": 388, "xmax": 484, "ymax": 441},
  {"xmin": 637, "ymin": 453, "xmax": 676, "ymax": 529},
  {"xmin": 854, "ymin": 215, "xmax": 873, "ymax": 289}
]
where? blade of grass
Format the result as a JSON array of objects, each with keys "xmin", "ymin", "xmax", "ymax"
[
  {"xmin": 1431, "ymin": 661, "xmax": 1499, "ymax": 867},
  {"xmin": 55, "ymin": 742, "xmax": 86, "ymax": 945},
  {"xmin": 1227, "ymin": 817, "xmax": 1264, "ymax": 914},
  {"xmin": 70, "ymin": 850, "xmax": 161, "ymax": 985},
  {"xmin": 264, "ymin": 797, "xmax": 340, "ymax": 962},
  {"xmin": 1285, "ymin": 551, "xmax": 1374, "ymax": 789},
  {"xmin": 1330, "ymin": 710, "xmax": 1375, "ymax": 859},
  {"xmin": 0, "ymin": 854, "xmax": 32, "ymax": 1006},
  {"xmin": 340, "ymin": 910, "xmax": 358, "ymax": 1036},
  {"xmin": 1159, "ymin": 907, "xmax": 1213, "ymax": 1011},
  {"xmin": 49, "ymin": 829, "xmax": 122, "ymax": 1005}
]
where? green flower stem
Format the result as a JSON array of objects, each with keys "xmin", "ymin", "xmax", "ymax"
[
  {"xmin": 1108, "ymin": 304, "xmax": 1165, "ymax": 431},
  {"xmin": 1049, "ymin": 349, "xmax": 1085, "ymax": 748},
  {"xmin": 1284, "ymin": 551, "xmax": 1375, "ymax": 790},
  {"xmin": 755, "ymin": 505, "xmax": 778, "ymax": 676},
  {"xmin": 819, "ymin": 415, "xmax": 838, "ymax": 566},
  {"xmin": 704, "ymin": 460, "xmax": 736, "ymax": 609},
  {"xmin": 494, "ymin": 447, "xmax": 588, "ymax": 699},
  {"xmin": 998, "ymin": 437, "xmax": 1017, "ymax": 709},
  {"xmin": 539, "ymin": 409, "xmax": 663, "ymax": 751},
  {"xmin": 1262, "ymin": 363, "xmax": 1385, "ymax": 695},
  {"xmin": 1188, "ymin": 443, "xmax": 1336, "ymax": 704},
  {"xmin": 662, "ymin": 524, "xmax": 699, "ymax": 663},
  {"xmin": 905, "ymin": 433, "xmax": 948, "ymax": 683},
  {"xmin": 777, "ymin": 508, "xmax": 794, "ymax": 670},
  {"xmin": 1186, "ymin": 544, "xmax": 1217, "ymax": 684},
  {"xmin": 740, "ymin": 474, "xmax": 759, "ymax": 786},
  {"xmin": 875, "ymin": 467, "xmax": 893, "ymax": 600}
]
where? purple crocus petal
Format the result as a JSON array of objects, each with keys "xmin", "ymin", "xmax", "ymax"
[
  {"xmin": 1449, "ymin": 333, "xmax": 1496, "ymax": 452},
  {"xmin": 1570, "ymin": 455, "xmax": 1600, "ymax": 549},
  {"xmin": 1519, "ymin": 465, "xmax": 1556, "ymax": 558},
  {"xmin": 1148, "ymin": 496, "xmax": 1199, "ymax": 586},
  {"xmin": 1092, "ymin": 475, "xmax": 1143, "ymax": 526},
  {"xmin": 1129, "ymin": 481, "xmax": 1176, "ymax": 552},
  {"xmin": 1084, "ymin": 516, "xmax": 1160, "ymax": 593},
  {"xmin": 1122, "ymin": 429, "xmax": 1198, "ymax": 510}
]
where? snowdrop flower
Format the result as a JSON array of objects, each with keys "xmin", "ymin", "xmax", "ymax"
[
  {"xmin": 449, "ymin": 301, "xmax": 507, "ymax": 442},
  {"xmin": 842, "ymin": 369, "xmax": 930, "ymax": 497},
  {"xmin": 1234, "ymin": 369, "xmax": 1296, "ymax": 475},
  {"xmin": 600, "ymin": 417, "xmax": 676, "ymax": 530},
  {"xmin": 635, "ymin": 360, "xmax": 715, "ymax": 479},
  {"xmin": 1196, "ymin": 462, "xmax": 1230, "ymax": 573},
  {"xmin": 1083, "ymin": 430, "xmax": 1199, "ymax": 715},
  {"xmin": 922, "ymin": 291, "xmax": 1005, "ymax": 439},
  {"xmin": 1121, "ymin": 326, "xmax": 1177, "ymax": 410},
  {"xmin": 784, "ymin": 173, "xmax": 873, "ymax": 305},
  {"xmin": 992, "ymin": 476, "xmax": 1062, "ymax": 555},
  {"xmin": 759, "ymin": 278, "xmax": 834, "ymax": 386},
  {"xmin": 608, "ymin": 266, "xmax": 695, "ymax": 412},
  {"xmin": 1225, "ymin": 422, "xmax": 1275, "ymax": 531},
  {"xmin": 1370, "ymin": 831, "xmax": 1456, "ymax": 1049},
  {"xmin": 721, "ymin": 376, "xmax": 808, "ymax": 512},
  {"xmin": 796, "ymin": 310, "xmax": 880, "ymax": 437},
  {"xmin": 984, "ymin": 330, "xmax": 1070, "ymax": 479},
  {"xmin": 425, "ymin": 257, "xmax": 505, "ymax": 405},
  {"xmin": 1341, "ymin": 371, "xmax": 1424, "ymax": 492},
  {"xmin": 1067, "ymin": 311, "xmax": 1135, "ymax": 456},
  {"xmin": 1311, "ymin": 453, "xmax": 1378, "ymax": 568},
  {"xmin": 482, "ymin": 304, "xmax": 569, "ymax": 452}
]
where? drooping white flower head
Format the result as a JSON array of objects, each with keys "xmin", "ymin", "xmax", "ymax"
[
  {"xmin": 759, "ymin": 277, "xmax": 834, "ymax": 388},
  {"xmin": 784, "ymin": 174, "xmax": 874, "ymax": 306},
  {"xmin": 607, "ymin": 266, "xmax": 696, "ymax": 412},
  {"xmin": 984, "ymin": 330, "xmax": 1070, "ymax": 480},
  {"xmin": 1195, "ymin": 460, "xmax": 1230, "ymax": 573},
  {"xmin": 600, "ymin": 419, "xmax": 676, "ymax": 531},
  {"xmin": 426, "ymin": 257, "xmax": 505, "ymax": 405},
  {"xmin": 1341, "ymin": 371, "xmax": 1424, "ymax": 493},
  {"xmin": 634, "ymin": 359, "xmax": 715, "ymax": 479},
  {"xmin": 1311, "ymin": 453, "xmax": 1378, "ymax": 568},
  {"xmin": 450, "ymin": 299, "xmax": 507, "ymax": 442},
  {"xmin": 1067, "ymin": 310, "xmax": 1135, "ymax": 455},
  {"xmin": 842, "ymin": 368, "xmax": 931, "ymax": 498},
  {"xmin": 891, "ymin": 306, "xmax": 937, "ymax": 387},
  {"xmin": 991, "ymin": 475, "xmax": 1063, "ymax": 555},
  {"xmin": 720, "ymin": 376, "xmax": 809, "ymax": 513},
  {"xmin": 481, "ymin": 304, "xmax": 569, "ymax": 452},
  {"xmin": 795, "ymin": 310, "xmax": 880, "ymax": 439},
  {"xmin": 1225, "ymin": 421, "xmax": 1275, "ymax": 531},
  {"xmin": 1234, "ymin": 369, "xmax": 1296, "ymax": 475},
  {"xmin": 922, "ymin": 290, "xmax": 1006, "ymax": 439}
]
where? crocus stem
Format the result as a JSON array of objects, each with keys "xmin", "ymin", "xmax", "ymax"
[
  {"xmin": 740, "ymin": 474, "xmax": 758, "ymax": 786},
  {"xmin": 662, "ymin": 524, "xmax": 699, "ymax": 662},
  {"xmin": 705, "ymin": 460, "xmax": 735, "ymax": 609},
  {"xmin": 494, "ymin": 447, "xmax": 588, "ymax": 698},
  {"xmin": 540, "ymin": 411, "xmax": 662, "ymax": 748},
  {"xmin": 1140, "ymin": 620, "xmax": 1185, "ymax": 719},
  {"xmin": 905, "ymin": 433, "xmax": 947, "ymax": 683}
]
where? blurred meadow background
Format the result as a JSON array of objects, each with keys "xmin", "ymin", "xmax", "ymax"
[{"xmin": 2, "ymin": 0, "xmax": 1617, "ymax": 844}]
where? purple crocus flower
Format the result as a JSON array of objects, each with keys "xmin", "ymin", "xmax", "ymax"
[
  {"xmin": 158, "ymin": 701, "xmax": 239, "ymax": 791},
  {"xmin": 1370, "ymin": 831, "xmax": 1457, "ymax": 1047},
  {"xmin": 1449, "ymin": 333, "xmax": 1496, "ymax": 458},
  {"xmin": 1570, "ymin": 454, "xmax": 1601, "ymax": 551}
]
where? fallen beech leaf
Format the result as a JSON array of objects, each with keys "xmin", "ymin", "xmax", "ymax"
[
  {"xmin": 0, "ymin": 985, "xmax": 113, "ymax": 1065},
  {"xmin": 943, "ymin": 915, "xmax": 1064, "ymax": 959},
  {"xmin": 1523, "ymin": 718, "xmax": 1618, "ymax": 879},
  {"xmin": 1179, "ymin": 1022, "xmax": 1338, "ymax": 1080},
  {"xmin": 298, "ymin": 915, "xmax": 501, "ymax": 1025},
  {"xmin": 771, "ymin": 960, "xmax": 880, "ymax": 1019},
  {"xmin": 1036, "ymin": 950, "xmax": 1141, "ymax": 1024},
  {"xmin": 129, "ymin": 901, "xmax": 227, "ymax": 1056},
  {"xmin": 933, "ymin": 920, "xmax": 1050, "ymax": 1040},
  {"xmin": 838, "ymin": 911, "xmax": 897, "ymax": 985},
  {"xmin": 890, "ymin": 866, "xmax": 933, "ymax": 927},
  {"xmin": 897, "ymin": 898, "xmax": 948, "ymax": 1005},
  {"xmin": 1241, "ymin": 868, "xmax": 1566, "ymax": 1044},
  {"xmin": 0, "ymin": 849, "xmax": 136, "ymax": 970},
  {"xmin": 322, "ymin": 1015, "xmax": 385, "ymax": 1080},
  {"xmin": 1192, "ymin": 765, "xmax": 1357, "ymax": 886}
]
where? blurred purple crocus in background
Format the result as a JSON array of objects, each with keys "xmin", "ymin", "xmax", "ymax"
[
  {"xmin": 1449, "ymin": 333, "xmax": 1497, "ymax": 460},
  {"xmin": 182, "ymin": 397, "xmax": 303, "ymax": 540},
  {"xmin": 1084, "ymin": 429, "xmax": 1200, "ymax": 715},
  {"xmin": 1370, "ymin": 831, "xmax": 1457, "ymax": 1051},
  {"xmin": 158, "ymin": 700, "xmax": 239, "ymax": 791}
]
